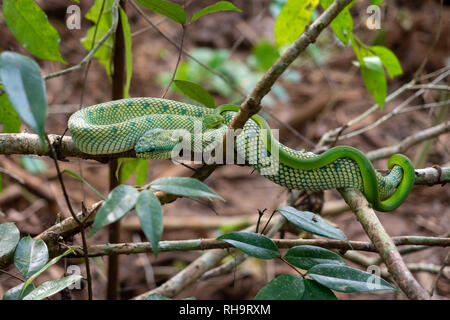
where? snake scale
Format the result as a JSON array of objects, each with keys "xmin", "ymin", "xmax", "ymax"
[{"xmin": 68, "ymin": 97, "xmax": 415, "ymax": 212}]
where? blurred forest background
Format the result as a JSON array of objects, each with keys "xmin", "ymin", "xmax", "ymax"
[{"xmin": 0, "ymin": 0, "xmax": 449, "ymax": 300}]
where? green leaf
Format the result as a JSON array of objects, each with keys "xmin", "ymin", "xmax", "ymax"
[
  {"xmin": 89, "ymin": 185, "xmax": 139, "ymax": 236},
  {"xmin": 0, "ymin": 93, "xmax": 21, "ymax": 133},
  {"xmin": 284, "ymin": 245, "xmax": 346, "ymax": 270},
  {"xmin": 278, "ymin": 206, "xmax": 348, "ymax": 241},
  {"xmin": 254, "ymin": 274, "xmax": 305, "ymax": 299},
  {"xmin": 117, "ymin": 158, "xmax": 148, "ymax": 185},
  {"xmin": 249, "ymin": 40, "xmax": 280, "ymax": 71},
  {"xmin": 320, "ymin": 0, "xmax": 353, "ymax": 45},
  {"xmin": 136, "ymin": 190, "xmax": 163, "ymax": 258},
  {"xmin": 119, "ymin": 7, "xmax": 133, "ymax": 97},
  {"xmin": 22, "ymin": 275, "xmax": 82, "ymax": 300},
  {"xmin": 2, "ymin": 0, "xmax": 66, "ymax": 63},
  {"xmin": 0, "ymin": 52, "xmax": 48, "ymax": 143},
  {"xmin": 20, "ymin": 156, "xmax": 46, "ymax": 174},
  {"xmin": 301, "ymin": 279, "xmax": 337, "ymax": 300},
  {"xmin": 0, "ymin": 222, "xmax": 20, "ymax": 263},
  {"xmin": 63, "ymin": 169, "xmax": 106, "ymax": 200},
  {"xmin": 136, "ymin": 0, "xmax": 186, "ymax": 24},
  {"xmin": 361, "ymin": 55, "xmax": 387, "ymax": 108},
  {"xmin": 145, "ymin": 293, "xmax": 171, "ymax": 300},
  {"xmin": 173, "ymin": 80, "xmax": 216, "ymax": 109},
  {"xmin": 191, "ymin": 1, "xmax": 242, "ymax": 23},
  {"xmin": 217, "ymin": 231, "xmax": 280, "ymax": 260},
  {"xmin": 20, "ymin": 247, "xmax": 80, "ymax": 297},
  {"xmin": 274, "ymin": 0, "xmax": 319, "ymax": 47},
  {"xmin": 13, "ymin": 236, "xmax": 48, "ymax": 279},
  {"xmin": 150, "ymin": 177, "xmax": 224, "ymax": 201},
  {"xmin": 2, "ymin": 283, "xmax": 35, "ymax": 300},
  {"xmin": 369, "ymin": 46, "xmax": 403, "ymax": 78},
  {"xmin": 82, "ymin": 0, "xmax": 115, "ymax": 79},
  {"xmin": 307, "ymin": 264, "xmax": 398, "ymax": 293}
]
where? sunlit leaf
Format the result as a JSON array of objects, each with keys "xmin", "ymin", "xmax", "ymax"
[
  {"xmin": 0, "ymin": 93, "xmax": 21, "ymax": 133},
  {"xmin": 370, "ymin": 46, "xmax": 403, "ymax": 78},
  {"xmin": 3, "ymin": 0, "xmax": 66, "ymax": 63},
  {"xmin": 274, "ymin": 0, "xmax": 319, "ymax": 47}
]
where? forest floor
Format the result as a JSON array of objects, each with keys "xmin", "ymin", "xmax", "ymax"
[{"xmin": 0, "ymin": 0, "xmax": 449, "ymax": 300}]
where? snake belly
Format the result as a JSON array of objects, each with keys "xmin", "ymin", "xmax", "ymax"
[{"xmin": 68, "ymin": 97, "xmax": 415, "ymax": 212}]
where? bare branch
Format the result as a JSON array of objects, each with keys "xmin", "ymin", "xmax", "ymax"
[{"xmin": 340, "ymin": 188, "xmax": 431, "ymax": 300}]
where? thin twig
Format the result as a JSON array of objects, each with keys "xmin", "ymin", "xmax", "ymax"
[{"xmin": 161, "ymin": 25, "xmax": 185, "ymax": 98}]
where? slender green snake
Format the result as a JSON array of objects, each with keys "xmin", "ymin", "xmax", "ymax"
[{"xmin": 68, "ymin": 97, "xmax": 415, "ymax": 212}]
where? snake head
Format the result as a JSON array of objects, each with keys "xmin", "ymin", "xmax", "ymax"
[
  {"xmin": 203, "ymin": 113, "xmax": 224, "ymax": 129},
  {"xmin": 135, "ymin": 129, "xmax": 183, "ymax": 159}
]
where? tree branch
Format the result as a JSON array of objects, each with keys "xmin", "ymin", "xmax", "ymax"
[{"xmin": 340, "ymin": 188, "xmax": 431, "ymax": 300}]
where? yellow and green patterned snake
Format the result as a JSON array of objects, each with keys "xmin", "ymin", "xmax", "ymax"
[{"xmin": 68, "ymin": 97, "xmax": 415, "ymax": 212}]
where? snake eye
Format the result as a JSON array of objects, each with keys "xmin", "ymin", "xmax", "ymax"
[{"xmin": 148, "ymin": 148, "xmax": 156, "ymax": 153}]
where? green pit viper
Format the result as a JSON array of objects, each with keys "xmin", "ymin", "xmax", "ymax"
[{"xmin": 68, "ymin": 97, "xmax": 415, "ymax": 212}]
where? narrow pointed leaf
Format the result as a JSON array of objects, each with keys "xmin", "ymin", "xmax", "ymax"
[
  {"xmin": 150, "ymin": 177, "xmax": 224, "ymax": 200},
  {"xmin": 217, "ymin": 231, "xmax": 280, "ymax": 259},
  {"xmin": 191, "ymin": 1, "xmax": 242, "ymax": 23},
  {"xmin": 173, "ymin": 80, "xmax": 216, "ymax": 109},
  {"xmin": 284, "ymin": 245, "xmax": 346, "ymax": 270},
  {"xmin": 119, "ymin": 7, "xmax": 133, "ymax": 97},
  {"xmin": 13, "ymin": 236, "xmax": 48, "ymax": 279},
  {"xmin": 136, "ymin": 190, "xmax": 163, "ymax": 258},
  {"xmin": 63, "ymin": 170, "xmax": 106, "ymax": 200},
  {"xmin": 278, "ymin": 206, "xmax": 347, "ymax": 241},
  {"xmin": 22, "ymin": 275, "xmax": 82, "ymax": 300},
  {"xmin": 307, "ymin": 264, "xmax": 398, "ymax": 293},
  {"xmin": 89, "ymin": 185, "xmax": 139, "ymax": 236},
  {"xmin": 254, "ymin": 274, "xmax": 305, "ymax": 300}
]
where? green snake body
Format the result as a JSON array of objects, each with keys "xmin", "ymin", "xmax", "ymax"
[{"xmin": 68, "ymin": 97, "xmax": 415, "ymax": 212}]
